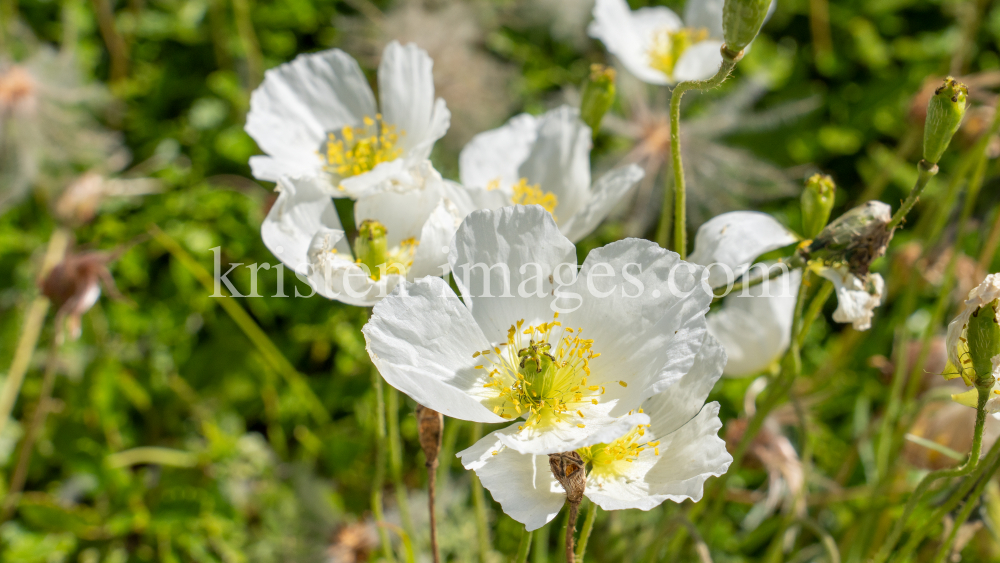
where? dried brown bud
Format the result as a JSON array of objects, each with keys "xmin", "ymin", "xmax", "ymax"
[
  {"xmin": 548, "ymin": 451, "xmax": 586, "ymax": 505},
  {"xmin": 415, "ymin": 404, "xmax": 444, "ymax": 468},
  {"xmin": 39, "ymin": 250, "xmax": 123, "ymax": 340},
  {"xmin": 805, "ymin": 201, "xmax": 893, "ymax": 278}
]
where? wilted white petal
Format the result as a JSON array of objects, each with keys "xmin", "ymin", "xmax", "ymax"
[{"xmin": 819, "ymin": 267, "xmax": 884, "ymax": 331}]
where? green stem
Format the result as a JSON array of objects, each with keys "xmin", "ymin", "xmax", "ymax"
[
  {"xmin": 470, "ymin": 422, "xmax": 492, "ymax": 562},
  {"xmin": 574, "ymin": 502, "xmax": 598, "ymax": 562},
  {"xmin": 230, "ymin": 0, "xmax": 263, "ymax": 88},
  {"xmin": 797, "ymin": 280, "xmax": 834, "ymax": 347},
  {"xmin": 929, "ymin": 447, "xmax": 999, "ymax": 563},
  {"xmin": 663, "ymin": 49, "xmax": 742, "ymax": 257},
  {"xmin": 387, "ymin": 386, "xmax": 415, "ymax": 541},
  {"xmin": 655, "ymin": 170, "xmax": 674, "ymax": 249},
  {"xmin": 534, "ymin": 521, "xmax": 551, "ymax": 563},
  {"xmin": 372, "ymin": 369, "xmax": 396, "ymax": 563},
  {"xmin": 875, "ymin": 331, "xmax": 910, "ymax": 480},
  {"xmin": 515, "ymin": 527, "xmax": 534, "ymax": 563},
  {"xmin": 886, "ymin": 160, "xmax": 938, "ymax": 232},
  {"xmin": 714, "ymin": 255, "xmax": 806, "ymax": 299}
]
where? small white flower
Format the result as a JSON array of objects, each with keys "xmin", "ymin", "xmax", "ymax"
[
  {"xmin": 245, "ymin": 41, "xmax": 450, "ymax": 199},
  {"xmin": 817, "ymin": 265, "xmax": 885, "ymax": 331},
  {"xmin": 458, "ymin": 105, "xmax": 643, "ymax": 242},
  {"xmin": 945, "ymin": 273, "xmax": 1000, "ymax": 374},
  {"xmin": 261, "ymin": 162, "xmax": 465, "ymax": 306},
  {"xmin": 458, "ymin": 336, "xmax": 731, "ymax": 530},
  {"xmin": 363, "ymin": 205, "xmax": 718, "ymax": 457},
  {"xmin": 688, "ymin": 211, "xmax": 802, "ymax": 377},
  {"xmin": 588, "ymin": 0, "xmax": 726, "ymax": 85}
]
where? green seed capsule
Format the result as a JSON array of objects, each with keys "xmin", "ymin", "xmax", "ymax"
[
  {"xmin": 723, "ymin": 0, "xmax": 770, "ymax": 53},
  {"xmin": 967, "ymin": 299, "xmax": 1000, "ymax": 389},
  {"xmin": 580, "ymin": 64, "xmax": 616, "ymax": 138},
  {"xmin": 354, "ymin": 219, "xmax": 389, "ymax": 281},
  {"xmin": 923, "ymin": 77, "xmax": 968, "ymax": 164}
]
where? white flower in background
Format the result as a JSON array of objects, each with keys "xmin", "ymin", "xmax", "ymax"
[
  {"xmin": 261, "ymin": 162, "xmax": 465, "ymax": 306},
  {"xmin": 458, "ymin": 106, "xmax": 643, "ymax": 242},
  {"xmin": 459, "ymin": 335, "xmax": 731, "ymax": 529},
  {"xmin": 588, "ymin": 0, "xmax": 726, "ymax": 85},
  {"xmin": 363, "ymin": 205, "xmax": 717, "ymax": 456},
  {"xmin": 944, "ymin": 274, "xmax": 1000, "ymax": 400},
  {"xmin": 688, "ymin": 212, "xmax": 802, "ymax": 377},
  {"xmin": 816, "ymin": 266, "xmax": 884, "ymax": 331},
  {"xmin": 245, "ymin": 41, "xmax": 450, "ymax": 199}
]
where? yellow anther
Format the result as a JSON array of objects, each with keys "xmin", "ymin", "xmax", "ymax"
[
  {"xmin": 511, "ymin": 178, "xmax": 558, "ymax": 218},
  {"xmin": 619, "ymin": 381, "xmax": 628, "ymax": 387},
  {"xmin": 322, "ymin": 115, "xmax": 403, "ymax": 184},
  {"xmin": 647, "ymin": 27, "xmax": 710, "ymax": 78}
]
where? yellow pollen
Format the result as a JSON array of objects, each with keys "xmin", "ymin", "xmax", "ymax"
[
  {"xmin": 647, "ymin": 27, "xmax": 710, "ymax": 78},
  {"xmin": 322, "ymin": 114, "xmax": 403, "ymax": 185},
  {"xmin": 511, "ymin": 178, "xmax": 558, "ymax": 218},
  {"xmin": 577, "ymin": 423, "xmax": 659, "ymax": 472}
]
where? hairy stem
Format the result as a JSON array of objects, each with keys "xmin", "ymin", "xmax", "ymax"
[{"xmin": 886, "ymin": 160, "xmax": 938, "ymax": 232}]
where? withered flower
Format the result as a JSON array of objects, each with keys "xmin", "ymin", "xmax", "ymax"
[{"xmin": 39, "ymin": 249, "xmax": 123, "ymax": 340}]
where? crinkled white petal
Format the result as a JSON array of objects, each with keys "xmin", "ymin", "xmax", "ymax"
[
  {"xmin": 448, "ymin": 206, "xmax": 577, "ymax": 344},
  {"xmin": 558, "ymin": 238, "xmax": 713, "ymax": 416},
  {"xmin": 518, "ymin": 106, "xmax": 592, "ymax": 223},
  {"xmin": 672, "ymin": 40, "xmax": 724, "ymax": 82},
  {"xmin": 819, "ymin": 267, "xmax": 884, "ymax": 331},
  {"xmin": 643, "ymin": 334, "xmax": 726, "ymax": 436},
  {"xmin": 305, "ymin": 229, "xmax": 403, "ymax": 306},
  {"xmin": 363, "ymin": 277, "xmax": 506, "ymax": 423},
  {"xmin": 245, "ymin": 49, "xmax": 376, "ymax": 182},
  {"xmin": 588, "ymin": 0, "xmax": 680, "ymax": 85},
  {"xmin": 946, "ymin": 273, "xmax": 1000, "ymax": 368},
  {"xmin": 458, "ymin": 431, "xmax": 566, "ymax": 531},
  {"xmin": 353, "ymin": 162, "xmax": 445, "ymax": 246},
  {"xmin": 459, "ymin": 113, "xmax": 538, "ymax": 191},
  {"xmin": 708, "ymin": 270, "xmax": 801, "ymax": 377},
  {"xmin": 586, "ymin": 402, "xmax": 731, "ymax": 511},
  {"xmin": 335, "ymin": 158, "xmax": 412, "ymax": 200},
  {"xmin": 377, "ymin": 41, "xmax": 450, "ymax": 162},
  {"xmin": 408, "ymin": 198, "xmax": 463, "ymax": 279},
  {"xmin": 688, "ymin": 211, "xmax": 799, "ymax": 289},
  {"xmin": 495, "ymin": 404, "xmax": 650, "ymax": 456},
  {"xmin": 261, "ymin": 176, "xmax": 344, "ymax": 275},
  {"xmin": 560, "ymin": 164, "xmax": 644, "ymax": 243}
]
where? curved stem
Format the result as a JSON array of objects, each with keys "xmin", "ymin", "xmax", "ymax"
[
  {"xmin": 930, "ymin": 446, "xmax": 1000, "ymax": 563},
  {"xmin": 886, "ymin": 160, "xmax": 938, "ymax": 232},
  {"xmin": 574, "ymin": 501, "xmax": 598, "ymax": 562},
  {"xmin": 662, "ymin": 48, "xmax": 742, "ymax": 257},
  {"xmin": 515, "ymin": 527, "xmax": 534, "ymax": 563}
]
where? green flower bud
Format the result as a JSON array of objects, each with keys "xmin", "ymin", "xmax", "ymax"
[
  {"xmin": 806, "ymin": 201, "xmax": 892, "ymax": 277},
  {"xmin": 967, "ymin": 299, "xmax": 1000, "ymax": 389},
  {"xmin": 923, "ymin": 77, "xmax": 968, "ymax": 164},
  {"xmin": 354, "ymin": 219, "xmax": 388, "ymax": 280},
  {"xmin": 723, "ymin": 0, "xmax": 770, "ymax": 53},
  {"xmin": 580, "ymin": 64, "xmax": 616, "ymax": 138},
  {"xmin": 801, "ymin": 173, "xmax": 836, "ymax": 240}
]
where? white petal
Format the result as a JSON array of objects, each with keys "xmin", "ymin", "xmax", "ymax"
[
  {"xmin": 408, "ymin": 198, "xmax": 463, "ymax": 280},
  {"xmin": 688, "ymin": 211, "xmax": 798, "ymax": 289},
  {"xmin": 586, "ymin": 402, "xmax": 731, "ymax": 511},
  {"xmin": 672, "ymin": 40, "xmax": 724, "ymax": 82},
  {"xmin": 684, "ymin": 0, "xmax": 725, "ymax": 39},
  {"xmin": 558, "ymin": 238, "xmax": 713, "ymax": 416},
  {"xmin": 518, "ymin": 107, "xmax": 592, "ymax": 224},
  {"xmin": 560, "ymin": 164, "xmax": 644, "ymax": 243},
  {"xmin": 708, "ymin": 270, "xmax": 801, "ymax": 377},
  {"xmin": 457, "ymin": 431, "xmax": 565, "ymax": 531},
  {"xmin": 642, "ymin": 334, "xmax": 726, "ymax": 437},
  {"xmin": 441, "ymin": 179, "xmax": 511, "ymax": 218},
  {"xmin": 377, "ymin": 41, "xmax": 450, "ymax": 161},
  {"xmin": 335, "ymin": 156, "xmax": 411, "ymax": 200},
  {"xmin": 261, "ymin": 176, "xmax": 344, "ymax": 275},
  {"xmin": 353, "ymin": 163, "xmax": 445, "ymax": 246},
  {"xmin": 306, "ymin": 230, "xmax": 403, "ymax": 306},
  {"xmin": 245, "ymin": 49, "xmax": 376, "ymax": 182},
  {"xmin": 819, "ymin": 267, "xmax": 884, "ymax": 331},
  {"xmin": 588, "ymin": 0, "xmax": 677, "ymax": 85},
  {"xmin": 495, "ymin": 405, "xmax": 650, "ymax": 455},
  {"xmin": 459, "ymin": 113, "xmax": 538, "ymax": 190},
  {"xmin": 448, "ymin": 206, "xmax": 577, "ymax": 344},
  {"xmin": 363, "ymin": 277, "xmax": 506, "ymax": 423}
]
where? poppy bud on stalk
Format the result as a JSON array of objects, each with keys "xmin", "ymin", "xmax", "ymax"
[
  {"xmin": 923, "ymin": 77, "xmax": 968, "ymax": 165},
  {"xmin": 549, "ymin": 451, "xmax": 587, "ymax": 563},
  {"xmin": 801, "ymin": 174, "xmax": 836, "ymax": 240},
  {"xmin": 580, "ymin": 64, "xmax": 616, "ymax": 138},
  {"xmin": 415, "ymin": 405, "xmax": 443, "ymax": 469},
  {"xmin": 723, "ymin": 0, "xmax": 770, "ymax": 54}
]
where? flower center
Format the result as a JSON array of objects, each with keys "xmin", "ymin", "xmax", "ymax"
[
  {"xmin": 510, "ymin": 178, "xmax": 558, "ymax": 219},
  {"xmin": 353, "ymin": 219, "xmax": 418, "ymax": 281},
  {"xmin": 647, "ymin": 27, "xmax": 709, "ymax": 77},
  {"xmin": 476, "ymin": 313, "xmax": 625, "ymax": 432},
  {"xmin": 578, "ymin": 420, "xmax": 658, "ymax": 476},
  {"xmin": 358, "ymin": 238, "xmax": 418, "ymax": 281},
  {"xmin": 322, "ymin": 114, "xmax": 403, "ymax": 186}
]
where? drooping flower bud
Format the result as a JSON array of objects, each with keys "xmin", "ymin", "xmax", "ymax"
[
  {"xmin": 415, "ymin": 404, "xmax": 444, "ymax": 469},
  {"xmin": 923, "ymin": 77, "xmax": 968, "ymax": 164},
  {"xmin": 966, "ymin": 299, "xmax": 1000, "ymax": 389},
  {"xmin": 723, "ymin": 0, "xmax": 770, "ymax": 54},
  {"xmin": 580, "ymin": 64, "xmax": 616, "ymax": 138},
  {"xmin": 806, "ymin": 201, "xmax": 893, "ymax": 278},
  {"xmin": 353, "ymin": 219, "xmax": 389, "ymax": 280},
  {"xmin": 548, "ymin": 451, "xmax": 586, "ymax": 505},
  {"xmin": 800, "ymin": 174, "xmax": 836, "ymax": 240},
  {"xmin": 40, "ymin": 249, "xmax": 123, "ymax": 341}
]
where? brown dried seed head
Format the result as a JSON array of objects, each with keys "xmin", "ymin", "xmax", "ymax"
[
  {"xmin": 415, "ymin": 404, "xmax": 444, "ymax": 467},
  {"xmin": 548, "ymin": 451, "xmax": 586, "ymax": 504}
]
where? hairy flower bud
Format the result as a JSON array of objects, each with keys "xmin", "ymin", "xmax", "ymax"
[
  {"xmin": 923, "ymin": 77, "xmax": 968, "ymax": 164},
  {"xmin": 723, "ymin": 0, "xmax": 770, "ymax": 53},
  {"xmin": 801, "ymin": 174, "xmax": 836, "ymax": 240},
  {"xmin": 353, "ymin": 219, "xmax": 389, "ymax": 280},
  {"xmin": 806, "ymin": 201, "xmax": 892, "ymax": 277},
  {"xmin": 415, "ymin": 404, "xmax": 444, "ymax": 468},
  {"xmin": 580, "ymin": 64, "xmax": 616, "ymax": 137},
  {"xmin": 967, "ymin": 299, "xmax": 1000, "ymax": 389},
  {"xmin": 548, "ymin": 451, "xmax": 586, "ymax": 505}
]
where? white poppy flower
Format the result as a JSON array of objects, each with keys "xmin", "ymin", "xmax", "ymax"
[
  {"xmin": 245, "ymin": 41, "xmax": 450, "ymax": 199},
  {"xmin": 816, "ymin": 266, "xmax": 884, "ymax": 331},
  {"xmin": 363, "ymin": 205, "xmax": 717, "ymax": 457},
  {"xmin": 458, "ymin": 335, "xmax": 731, "ymax": 530},
  {"xmin": 588, "ymin": 0, "xmax": 726, "ymax": 85},
  {"xmin": 261, "ymin": 161, "xmax": 465, "ymax": 306},
  {"xmin": 458, "ymin": 105, "xmax": 643, "ymax": 242},
  {"xmin": 688, "ymin": 211, "xmax": 802, "ymax": 377}
]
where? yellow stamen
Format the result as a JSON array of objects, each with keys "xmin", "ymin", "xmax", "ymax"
[
  {"xmin": 322, "ymin": 114, "xmax": 403, "ymax": 186},
  {"xmin": 647, "ymin": 27, "xmax": 710, "ymax": 78},
  {"xmin": 511, "ymin": 178, "xmax": 558, "ymax": 219}
]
